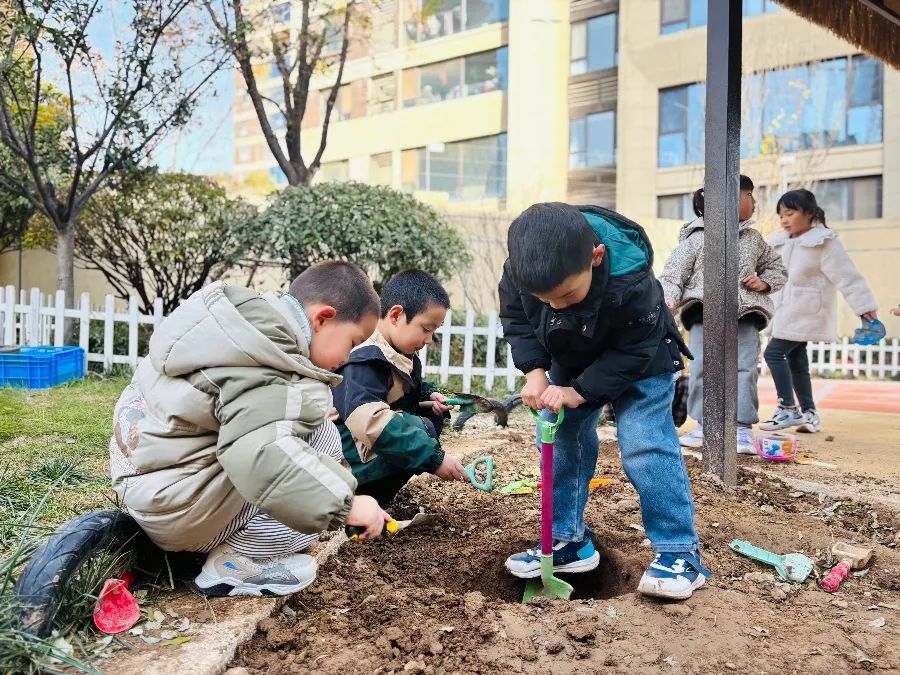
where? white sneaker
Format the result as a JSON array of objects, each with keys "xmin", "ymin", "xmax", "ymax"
[
  {"xmin": 796, "ymin": 409, "xmax": 820, "ymax": 433},
  {"xmin": 737, "ymin": 426, "xmax": 757, "ymax": 454},
  {"xmin": 759, "ymin": 406, "xmax": 803, "ymax": 431},
  {"xmin": 195, "ymin": 544, "xmax": 317, "ymax": 597},
  {"xmin": 679, "ymin": 426, "xmax": 704, "ymax": 449}
]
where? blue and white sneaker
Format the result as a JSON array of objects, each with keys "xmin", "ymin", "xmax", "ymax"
[
  {"xmin": 637, "ymin": 552, "xmax": 711, "ymax": 600},
  {"xmin": 505, "ymin": 538, "xmax": 600, "ymax": 579}
]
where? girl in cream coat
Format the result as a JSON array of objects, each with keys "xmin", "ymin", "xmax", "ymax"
[{"xmin": 761, "ymin": 189, "xmax": 878, "ymax": 433}]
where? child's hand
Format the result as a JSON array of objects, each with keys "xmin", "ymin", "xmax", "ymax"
[
  {"xmin": 666, "ymin": 299, "xmax": 677, "ymax": 311},
  {"xmin": 435, "ymin": 454, "xmax": 467, "ymax": 482},
  {"xmin": 429, "ymin": 392, "xmax": 452, "ymax": 415},
  {"xmin": 540, "ymin": 385, "xmax": 586, "ymax": 413},
  {"xmin": 863, "ymin": 311, "xmax": 878, "ymax": 321},
  {"xmin": 891, "ymin": 306, "xmax": 900, "ymax": 317},
  {"xmin": 521, "ymin": 369, "xmax": 550, "ymax": 409},
  {"xmin": 742, "ymin": 274, "xmax": 770, "ymax": 293},
  {"xmin": 346, "ymin": 495, "xmax": 392, "ymax": 540}
]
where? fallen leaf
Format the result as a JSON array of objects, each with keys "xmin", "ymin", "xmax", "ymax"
[
  {"xmin": 97, "ymin": 635, "xmax": 115, "ymax": 647},
  {"xmin": 605, "ymin": 607, "xmax": 618, "ymax": 618},
  {"xmin": 664, "ymin": 655, "xmax": 677, "ymax": 667},
  {"xmin": 133, "ymin": 590, "xmax": 148, "ymax": 601},
  {"xmin": 853, "ymin": 569, "xmax": 870, "ymax": 578},
  {"xmin": 159, "ymin": 630, "xmax": 177, "ymax": 640},
  {"xmin": 129, "ymin": 626, "xmax": 144, "ymax": 636},
  {"xmin": 161, "ymin": 636, "xmax": 191, "ymax": 647},
  {"xmin": 140, "ymin": 636, "xmax": 162, "ymax": 645},
  {"xmin": 144, "ymin": 621, "xmax": 162, "ymax": 630},
  {"xmin": 788, "ymin": 492, "xmax": 803, "ymax": 498},
  {"xmin": 175, "ymin": 617, "xmax": 192, "ymax": 632},
  {"xmin": 439, "ymin": 626, "xmax": 454, "ymax": 633},
  {"xmin": 150, "ymin": 609, "xmax": 165, "ymax": 623},
  {"xmin": 164, "ymin": 607, "xmax": 179, "ymax": 618},
  {"xmin": 869, "ymin": 617, "xmax": 886, "ymax": 628},
  {"xmin": 51, "ymin": 635, "xmax": 74, "ymax": 657},
  {"xmin": 878, "ymin": 603, "xmax": 900, "ymax": 611},
  {"xmin": 856, "ymin": 649, "xmax": 874, "ymax": 664}
]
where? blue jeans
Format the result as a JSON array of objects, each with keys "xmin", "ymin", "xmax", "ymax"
[{"xmin": 538, "ymin": 373, "xmax": 700, "ymax": 554}]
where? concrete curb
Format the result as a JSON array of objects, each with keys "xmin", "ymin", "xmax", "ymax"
[{"xmin": 103, "ymin": 534, "xmax": 347, "ymax": 675}]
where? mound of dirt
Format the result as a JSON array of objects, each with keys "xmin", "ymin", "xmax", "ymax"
[{"xmin": 230, "ymin": 423, "xmax": 900, "ymax": 674}]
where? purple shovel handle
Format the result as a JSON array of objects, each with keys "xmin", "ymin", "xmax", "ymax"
[{"xmin": 540, "ymin": 440, "xmax": 554, "ymax": 556}]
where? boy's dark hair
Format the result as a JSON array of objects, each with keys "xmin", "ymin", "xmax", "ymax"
[
  {"xmin": 288, "ymin": 261, "xmax": 379, "ymax": 322},
  {"xmin": 380, "ymin": 270, "xmax": 450, "ymax": 319},
  {"xmin": 692, "ymin": 174, "xmax": 755, "ymax": 218},
  {"xmin": 777, "ymin": 188, "xmax": 827, "ymax": 226},
  {"xmin": 508, "ymin": 203, "xmax": 595, "ymax": 294}
]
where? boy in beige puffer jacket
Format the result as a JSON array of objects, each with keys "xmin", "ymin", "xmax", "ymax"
[
  {"xmin": 659, "ymin": 176, "xmax": 787, "ymax": 454},
  {"xmin": 108, "ymin": 262, "xmax": 391, "ymax": 597}
]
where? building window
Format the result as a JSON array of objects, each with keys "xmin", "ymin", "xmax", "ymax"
[
  {"xmin": 269, "ymin": 112, "xmax": 286, "ymax": 132},
  {"xmin": 236, "ymin": 145, "xmax": 253, "ymax": 163},
  {"xmin": 369, "ymin": 73, "xmax": 397, "ymax": 114},
  {"xmin": 402, "ymin": 48, "xmax": 507, "ymax": 108},
  {"xmin": 403, "ymin": 0, "xmax": 509, "ymax": 44},
  {"xmin": 320, "ymin": 84, "xmax": 353, "ymax": 122},
  {"xmin": 270, "ymin": 166, "xmax": 288, "ymax": 186},
  {"xmin": 661, "ymin": 0, "xmax": 779, "ymax": 34},
  {"xmin": 370, "ymin": 152, "xmax": 393, "ymax": 186},
  {"xmin": 315, "ymin": 160, "xmax": 349, "ymax": 183},
  {"xmin": 569, "ymin": 111, "xmax": 616, "ymax": 169},
  {"xmin": 658, "ymin": 83, "xmax": 706, "ymax": 167},
  {"xmin": 402, "ymin": 134, "xmax": 507, "ymax": 202},
  {"xmin": 570, "ymin": 13, "xmax": 617, "ymax": 75},
  {"xmin": 659, "ymin": 55, "xmax": 883, "ymax": 167},
  {"xmin": 270, "ymin": 2, "xmax": 291, "ymax": 24},
  {"xmin": 657, "ymin": 193, "xmax": 694, "ymax": 221},
  {"xmin": 814, "ymin": 176, "xmax": 882, "ymax": 221}
]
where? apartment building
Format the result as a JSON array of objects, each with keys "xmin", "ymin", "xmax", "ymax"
[{"xmin": 228, "ymin": 0, "xmax": 899, "ymax": 335}]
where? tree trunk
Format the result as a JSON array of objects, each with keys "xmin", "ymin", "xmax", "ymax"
[{"xmin": 56, "ymin": 224, "xmax": 76, "ymax": 344}]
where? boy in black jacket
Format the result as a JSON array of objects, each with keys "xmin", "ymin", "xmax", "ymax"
[
  {"xmin": 500, "ymin": 203, "xmax": 710, "ymax": 600},
  {"xmin": 333, "ymin": 270, "xmax": 468, "ymax": 506}
]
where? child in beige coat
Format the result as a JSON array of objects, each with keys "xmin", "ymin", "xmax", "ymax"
[{"xmin": 761, "ymin": 189, "xmax": 878, "ymax": 433}]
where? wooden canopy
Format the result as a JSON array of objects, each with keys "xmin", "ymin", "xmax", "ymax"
[{"xmin": 778, "ymin": 0, "xmax": 900, "ymax": 70}]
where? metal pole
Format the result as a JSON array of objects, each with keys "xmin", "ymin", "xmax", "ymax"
[{"xmin": 702, "ymin": 0, "xmax": 741, "ymax": 485}]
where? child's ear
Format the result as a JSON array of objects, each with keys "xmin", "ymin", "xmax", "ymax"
[
  {"xmin": 591, "ymin": 244, "xmax": 606, "ymax": 267},
  {"xmin": 387, "ymin": 304, "xmax": 405, "ymax": 324},
  {"xmin": 310, "ymin": 306, "xmax": 337, "ymax": 332}
]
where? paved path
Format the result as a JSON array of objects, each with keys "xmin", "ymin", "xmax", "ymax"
[{"xmin": 758, "ymin": 377, "xmax": 900, "ymax": 414}]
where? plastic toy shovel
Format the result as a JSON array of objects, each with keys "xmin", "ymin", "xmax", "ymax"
[
  {"xmin": 729, "ymin": 539, "xmax": 813, "ymax": 583},
  {"xmin": 523, "ymin": 408, "xmax": 573, "ymax": 602},
  {"xmin": 93, "ymin": 571, "xmax": 140, "ymax": 634}
]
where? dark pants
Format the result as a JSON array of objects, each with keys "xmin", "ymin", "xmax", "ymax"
[
  {"xmin": 355, "ymin": 414, "xmax": 444, "ymax": 508},
  {"xmin": 763, "ymin": 338, "xmax": 816, "ymax": 412}
]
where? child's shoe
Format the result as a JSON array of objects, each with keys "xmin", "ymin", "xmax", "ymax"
[
  {"xmin": 796, "ymin": 409, "xmax": 820, "ymax": 433},
  {"xmin": 505, "ymin": 538, "xmax": 600, "ymax": 579},
  {"xmin": 195, "ymin": 543, "xmax": 317, "ymax": 597},
  {"xmin": 679, "ymin": 426, "xmax": 704, "ymax": 449},
  {"xmin": 759, "ymin": 405, "xmax": 803, "ymax": 431},
  {"xmin": 737, "ymin": 426, "xmax": 757, "ymax": 455},
  {"xmin": 637, "ymin": 552, "xmax": 711, "ymax": 600}
]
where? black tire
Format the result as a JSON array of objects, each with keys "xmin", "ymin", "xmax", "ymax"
[{"xmin": 13, "ymin": 509, "xmax": 160, "ymax": 637}]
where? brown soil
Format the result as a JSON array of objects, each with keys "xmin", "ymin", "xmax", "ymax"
[{"xmin": 230, "ymin": 420, "xmax": 900, "ymax": 674}]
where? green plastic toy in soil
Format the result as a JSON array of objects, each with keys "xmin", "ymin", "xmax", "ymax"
[{"xmin": 465, "ymin": 456, "xmax": 495, "ymax": 491}]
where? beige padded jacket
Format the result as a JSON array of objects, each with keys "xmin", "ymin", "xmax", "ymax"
[{"xmin": 108, "ymin": 282, "xmax": 356, "ymax": 551}]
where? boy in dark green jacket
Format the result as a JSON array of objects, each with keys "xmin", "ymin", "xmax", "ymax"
[{"xmin": 333, "ymin": 271, "xmax": 468, "ymax": 505}]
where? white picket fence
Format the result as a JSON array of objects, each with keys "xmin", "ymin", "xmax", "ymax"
[
  {"xmin": 0, "ymin": 286, "xmax": 163, "ymax": 371},
  {"xmin": 1, "ymin": 286, "xmax": 898, "ymax": 386}
]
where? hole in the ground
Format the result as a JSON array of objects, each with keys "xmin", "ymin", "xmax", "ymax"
[{"xmin": 374, "ymin": 522, "xmax": 649, "ymax": 604}]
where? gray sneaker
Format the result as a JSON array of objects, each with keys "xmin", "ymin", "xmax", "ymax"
[
  {"xmin": 759, "ymin": 405, "xmax": 803, "ymax": 431},
  {"xmin": 195, "ymin": 544, "xmax": 317, "ymax": 597},
  {"xmin": 679, "ymin": 426, "xmax": 704, "ymax": 449},
  {"xmin": 796, "ymin": 409, "xmax": 821, "ymax": 433},
  {"xmin": 737, "ymin": 426, "xmax": 757, "ymax": 454}
]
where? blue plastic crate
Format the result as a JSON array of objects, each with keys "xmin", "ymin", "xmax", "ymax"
[{"xmin": 0, "ymin": 346, "xmax": 85, "ymax": 389}]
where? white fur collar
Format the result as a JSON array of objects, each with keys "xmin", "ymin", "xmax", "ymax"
[{"xmin": 768, "ymin": 223, "xmax": 836, "ymax": 248}]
